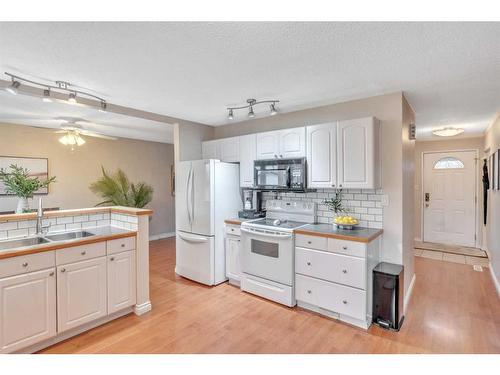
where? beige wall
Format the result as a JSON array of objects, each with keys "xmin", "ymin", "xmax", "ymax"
[
  {"xmin": 214, "ymin": 92, "xmax": 413, "ymax": 293},
  {"xmin": 402, "ymin": 96, "xmax": 415, "ymax": 295},
  {"xmin": 173, "ymin": 122, "xmax": 214, "ymax": 163},
  {"xmin": 484, "ymin": 115, "xmax": 500, "ymax": 285},
  {"xmin": 414, "ymin": 136, "xmax": 485, "ymax": 246},
  {"xmin": 0, "ymin": 123, "xmax": 175, "ymax": 236}
]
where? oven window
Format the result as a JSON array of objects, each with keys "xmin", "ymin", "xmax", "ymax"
[{"xmin": 251, "ymin": 239, "xmax": 279, "ymax": 258}]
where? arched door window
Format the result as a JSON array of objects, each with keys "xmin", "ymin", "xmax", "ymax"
[{"xmin": 433, "ymin": 157, "xmax": 465, "ymax": 169}]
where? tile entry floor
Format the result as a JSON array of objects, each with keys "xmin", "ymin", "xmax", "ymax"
[{"xmin": 414, "ymin": 248, "xmax": 490, "ymax": 267}]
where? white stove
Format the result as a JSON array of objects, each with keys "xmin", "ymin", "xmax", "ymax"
[{"xmin": 240, "ymin": 200, "xmax": 316, "ymax": 307}]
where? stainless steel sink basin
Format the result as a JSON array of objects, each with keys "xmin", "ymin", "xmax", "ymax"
[
  {"xmin": 0, "ymin": 237, "xmax": 50, "ymax": 251},
  {"xmin": 44, "ymin": 230, "xmax": 95, "ymax": 241}
]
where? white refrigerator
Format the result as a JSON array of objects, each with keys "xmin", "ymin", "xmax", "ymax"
[{"xmin": 175, "ymin": 159, "xmax": 241, "ymax": 285}]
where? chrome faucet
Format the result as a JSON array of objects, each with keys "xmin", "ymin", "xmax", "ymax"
[{"xmin": 36, "ymin": 198, "xmax": 49, "ymax": 235}]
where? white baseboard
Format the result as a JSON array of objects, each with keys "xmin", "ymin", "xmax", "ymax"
[
  {"xmin": 149, "ymin": 232, "xmax": 175, "ymax": 241},
  {"xmin": 414, "ymin": 237, "xmax": 422, "ymax": 242},
  {"xmin": 134, "ymin": 301, "xmax": 152, "ymax": 316},
  {"xmin": 489, "ymin": 263, "xmax": 500, "ymax": 297},
  {"xmin": 404, "ymin": 274, "xmax": 416, "ymax": 314}
]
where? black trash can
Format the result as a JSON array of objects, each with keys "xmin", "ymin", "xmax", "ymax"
[{"xmin": 372, "ymin": 262, "xmax": 404, "ymax": 331}]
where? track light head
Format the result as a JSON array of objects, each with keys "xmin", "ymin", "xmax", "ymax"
[
  {"xmin": 5, "ymin": 80, "xmax": 20, "ymax": 95},
  {"xmin": 270, "ymin": 103, "xmax": 278, "ymax": 116},
  {"xmin": 248, "ymin": 106, "xmax": 255, "ymax": 118},
  {"xmin": 98, "ymin": 101, "xmax": 107, "ymax": 113},
  {"xmin": 227, "ymin": 109, "xmax": 234, "ymax": 120},
  {"xmin": 42, "ymin": 89, "xmax": 52, "ymax": 102},
  {"xmin": 68, "ymin": 92, "xmax": 77, "ymax": 104}
]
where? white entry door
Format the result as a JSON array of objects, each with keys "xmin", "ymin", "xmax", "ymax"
[{"xmin": 423, "ymin": 151, "xmax": 477, "ymax": 247}]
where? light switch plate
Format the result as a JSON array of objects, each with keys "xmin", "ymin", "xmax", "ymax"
[{"xmin": 381, "ymin": 194, "xmax": 389, "ymax": 207}]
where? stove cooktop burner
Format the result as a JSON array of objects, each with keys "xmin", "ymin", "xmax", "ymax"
[{"xmin": 247, "ymin": 218, "xmax": 308, "ymax": 230}]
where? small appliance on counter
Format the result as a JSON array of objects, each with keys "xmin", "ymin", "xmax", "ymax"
[
  {"xmin": 238, "ymin": 189, "xmax": 266, "ymax": 219},
  {"xmin": 372, "ymin": 262, "xmax": 404, "ymax": 331}
]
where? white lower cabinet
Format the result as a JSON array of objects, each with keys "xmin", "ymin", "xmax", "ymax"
[
  {"xmin": 225, "ymin": 224, "xmax": 242, "ymax": 285},
  {"xmin": 107, "ymin": 250, "xmax": 136, "ymax": 314},
  {"xmin": 57, "ymin": 256, "xmax": 108, "ymax": 333},
  {"xmin": 0, "ymin": 268, "xmax": 56, "ymax": 353}
]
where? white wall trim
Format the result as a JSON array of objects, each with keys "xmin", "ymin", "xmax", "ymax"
[
  {"xmin": 489, "ymin": 263, "xmax": 500, "ymax": 297},
  {"xmin": 404, "ymin": 274, "xmax": 416, "ymax": 314},
  {"xmin": 414, "ymin": 237, "xmax": 422, "ymax": 242},
  {"xmin": 149, "ymin": 232, "xmax": 175, "ymax": 241}
]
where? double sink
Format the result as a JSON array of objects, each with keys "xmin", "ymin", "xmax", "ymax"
[{"xmin": 0, "ymin": 230, "xmax": 95, "ymax": 252}]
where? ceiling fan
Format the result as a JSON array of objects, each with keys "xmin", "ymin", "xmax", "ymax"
[{"xmin": 54, "ymin": 117, "xmax": 117, "ymax": 149}]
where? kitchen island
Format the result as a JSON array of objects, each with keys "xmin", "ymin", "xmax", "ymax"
[{"xmin": 0, "ymin": 206, "xmax": 152, "ymax": 353}]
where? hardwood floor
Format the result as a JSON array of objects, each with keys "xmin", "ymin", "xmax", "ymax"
[{"xmin": 38, "ymin": 238, "xmax": 500, "ymax": 354}]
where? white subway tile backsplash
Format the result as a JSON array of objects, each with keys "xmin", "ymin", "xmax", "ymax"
[
  {"xmin": 368, "ymin": 208, "xmax": 383, "ymax": 215},
  {"xmin": 0, "ymin": 231, "xmax": 7, "ymax": 239},
  {"xmin": 97, "ymin": 219, "xmax": 109, "ymax": 227},
  {"xmin": 0, "ymin": 221, "xmax": 18, "ymax": 231},
  {"xmin": 65, "ymin": 223, "xmax": 82, "ymax": 230},
  {"xmin": 17, "ymin": 220, "xmax": 37, "ymax": 229},
  {"xmin": 73, "ymin": 215, "xmax": 89, "ymax": 223},
  {"xmin": 361, "ymin": 201, "xmax": 375, "ymax": 208},
  {"xmin": 354, "ymin": 194, "xmax": 367, "ymax": 200},
  {"xmin": 7, "ymin": 228, "xmax": 29, "ymax": 238},
  {"xmin": 82, "ymin": 221, "xmax": 98, "ymax": 229},
  {"xmin": 50, "ymin": 224, "xmax": 66, "ymax": 232},
  {"xmin": 89, "ymin": 213, "xmax": 104, "ymax": 221}
]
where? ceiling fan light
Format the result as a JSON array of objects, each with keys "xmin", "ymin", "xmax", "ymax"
[
  {"xmin": 68, "ymin": 92, "xmax": 77, "ymax": 104},
  {"xmin": 432, "ymin": 127, "xmax": 465, "ymax": 137},
  {"xmin": 42, "ymin": 89, "xmax": 52, "ymax": 102},
  {"xmin": 248, "ymin": 106, "xmax": 255, "ymax": 118},
  {"xmin": 59, "ymin": 133, "xmax": 85, "ymax": 147},
  {"xmin": 98, "ymin": 101, "xmax": 107, "ymax": 112},
  {"xmin": 227, "ymin": 109, "xmax": 234, "ymax": 120},
  {"xmin": 270, "ymin": 103, "xmax": 278, "ymax": 116},
  {"xmin": 5, "ymin": 80, "xmax": 20, "ymax": 95}
]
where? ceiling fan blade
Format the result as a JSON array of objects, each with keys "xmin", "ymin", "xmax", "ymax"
[{"xmin": 80, "ymin": 131, "xmax": 117, "ymax": 140}]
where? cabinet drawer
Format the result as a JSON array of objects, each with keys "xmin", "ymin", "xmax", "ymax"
[
  {"xmin": 107, "ymin": 236, "xmax": 136, "ymax": 255},
  {"xmin": 225, "ymin": 225, "xmax": 241, "ymax": 236},
  {"xmin": 0, "ymin": 251, "xmax": 55, "ymax": 279},
  {"xmin": 295, "ymin": 247, "xmax": 366, "ymax": 289},
  {"xmin": 296, "ymin": 274, "xmax": 366, "ymax": 320},
  {"xmin": 328, "ymin": 238, "xmax": 366, "ymax": 258},
  {"xmin": 295, "ymin": 234, "xmax": 327, "ymax": 251},
  {"xmin": 56, "ymin": 242, "xmax": 106, "ymax": 265}
]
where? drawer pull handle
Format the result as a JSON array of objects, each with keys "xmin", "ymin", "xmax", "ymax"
[
  {"xmin": 22, "ymin": 262, "xmax": 28, "ymax": 267},
  {"xmin": 49, "ymin": 272, "xmax": 54, "ymax": 277},
  {"xmin": 307, "ymin": 241, "xmax": 312, "ymax": 244},
  {"xmin": 61, "ymin": 268, "xmax": 66, "ymax": 273},
  {"xmin": 342, "ymin": 246, "xmax": 348, "ymax": 250},
  {"xmin": 110, "ymin": 257, "xmax": 115, "ymax": 261},
  {"xmin": 342, "ymin": 269, "xmax": 347, "ymax": 274},
  {"xmin": 342, "ymin": 300, "xmax": 348, "ymax": 304},
  {"xmin": 307, "ymin": 290, "xmax": 312, "ymax": 294},
  {"xmin": 231, "ymin": 229, "xmax": 234, "ymax": 232},
  {"xmin": 307, "ymin": 262, "xmax": 311, "ymax": 266},
  {"xmin": 121, "ymin": 244, "xmax": 125, "ymax": 247},
  {"xmin": 81, "ymin": 251, "xmax": 86, "ymax": 255}
]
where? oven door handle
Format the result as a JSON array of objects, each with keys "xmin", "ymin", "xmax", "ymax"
[{"xmin": 240, "ymin": 227, "xmax": 292, "ymax": 239}]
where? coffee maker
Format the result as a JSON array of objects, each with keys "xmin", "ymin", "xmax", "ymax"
[{"xmin": 239, "ymin": 189, "xmax": 265, "ymax": 219}]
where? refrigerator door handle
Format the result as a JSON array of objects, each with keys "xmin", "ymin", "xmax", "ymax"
[
  {"xmin": 186, "ymin": 167, "xmax": 192, "ymax": 225},
  {"xmin": 178, "ymin": 232, "xmax": 209, "ymax": 243},
  {"xmin": 191, "ymin": 170, "xmax": 195, "ymax": 224}
]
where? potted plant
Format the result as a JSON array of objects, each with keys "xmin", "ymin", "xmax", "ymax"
[
  {"xmin": 89, "ymin": 166, "xmax": 153, "ymax": 208},
  {"xmin": 0, "ymin": 164, "xmax": 56, "ymax": 213},
  {"xmin": 323, "ymin": 188, "xmax": 358, "ymax": 228}
]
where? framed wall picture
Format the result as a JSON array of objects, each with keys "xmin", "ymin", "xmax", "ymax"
[
  {"xmin": 492, "ymin": 152, "xmax": 498, "ymax": 191},
  {"xmin": 496, "ymin": 150, "xmax": 500, "ymax": 191},
  {"xmin": 0, "ymin": 156, "xmax": 50, "ymax": 195}
]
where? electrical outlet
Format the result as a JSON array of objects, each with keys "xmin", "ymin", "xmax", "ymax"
[{"xmin": 381, "ymin": 194, "xmax": 389, "ymax": 207}]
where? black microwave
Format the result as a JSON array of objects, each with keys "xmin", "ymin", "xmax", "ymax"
[{"xmin": 254, "ymin": 157, "xmax": 307, "ymax": 191}]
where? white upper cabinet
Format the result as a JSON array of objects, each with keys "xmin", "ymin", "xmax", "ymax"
[
  {"xmin": 239, "ymin": 134, "xmax": 256, "ymax": 187},
  {"xmin": 337, "ymin": 117, "xmax": 380, "ymax": 189},
  {"xmin": 256, "ymin": 130, "xmax": 281, "ymax": 159},
  {"xmin": 202, "ymin": 140, "xmax": 220, "ymax": 160},
  {"xmin": 280, "ymin": 127, "xmax": 306, "ymax": 158},
  {"xmin": 306, "ymin": 123, "xmax": 338, "ymax": 188},
  {"xmin": 0, "ymin": 268, "xmax": 56, "ymax": 353},
  {"xmin": 256, "ymin": 127, "xmax": 306, "ymax": 160},
  {"xmin": 219, "ymin": 137, "xmax": 240, "ymax": 162}
]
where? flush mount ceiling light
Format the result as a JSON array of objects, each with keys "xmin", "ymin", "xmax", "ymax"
[
  {"xmin": 432, "ymin": 127, "xmax": 465, "ymax": 137},
  {"xmin": 3, "ymin": 72, "xmax": 106, "ymax": 111},
  {"xmin": 227, "ymin": 98, "xmax": 279, "ymax": 120}
]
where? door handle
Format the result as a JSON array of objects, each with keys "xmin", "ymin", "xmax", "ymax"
[
  {"xmin": 186, "ymin": 167, "xmax": 192, "ymax": 224},
  {"xmin": 178, "ymin": 232, "xmax": 209, "ymax": 243},
  {"xmin": 424, "ymin": 192, "xmax": 430, "ymax": 208}
]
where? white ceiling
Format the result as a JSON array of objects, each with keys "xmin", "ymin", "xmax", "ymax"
[{"xmin": 0, "ymin": 22, "xmax": 499, "ymax": 139}]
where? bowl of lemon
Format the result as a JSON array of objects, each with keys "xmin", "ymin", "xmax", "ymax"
[{"xmin": 333, "ymin": 215, "xmax": 359, "ymax": 230}]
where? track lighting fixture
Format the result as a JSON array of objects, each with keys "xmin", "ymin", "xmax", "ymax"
[
  {"xmin": 227, "ymin": 98, "xmax": 280, "ymax": 120},
  {"xmin": 3, "ymin": 72, "xmax": 107, "ymax": 112},
  {"xmin": 68, "ymin": 92, "xmax": 77, "ymax": 104},
  {"xmin": 5, "ymin": 80, "xmax": 20, "ymax": 95},
  {"xmin": 42, "ymin": 89, "xmax": 52, "ymax": 102}
]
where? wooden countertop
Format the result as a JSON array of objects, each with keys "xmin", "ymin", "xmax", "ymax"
[
  {"xmin": 294, "ymin": 224, "xmax": 383, "ymax": 243},
  {"xmin": 224, "ymin": 218, "xmax": 254, "ymax": 225},
  {"xmin": 0, "ymin": 206, "xmax": 153, "ymax": 223},
  {"xmin": 0, "ymin": 226, "xmax": 136, "ymax": 260}
]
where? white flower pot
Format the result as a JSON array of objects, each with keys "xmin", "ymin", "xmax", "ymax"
[{"xmin": 16, "ymin": 198, "xmax": 30, "ymax": 214}]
